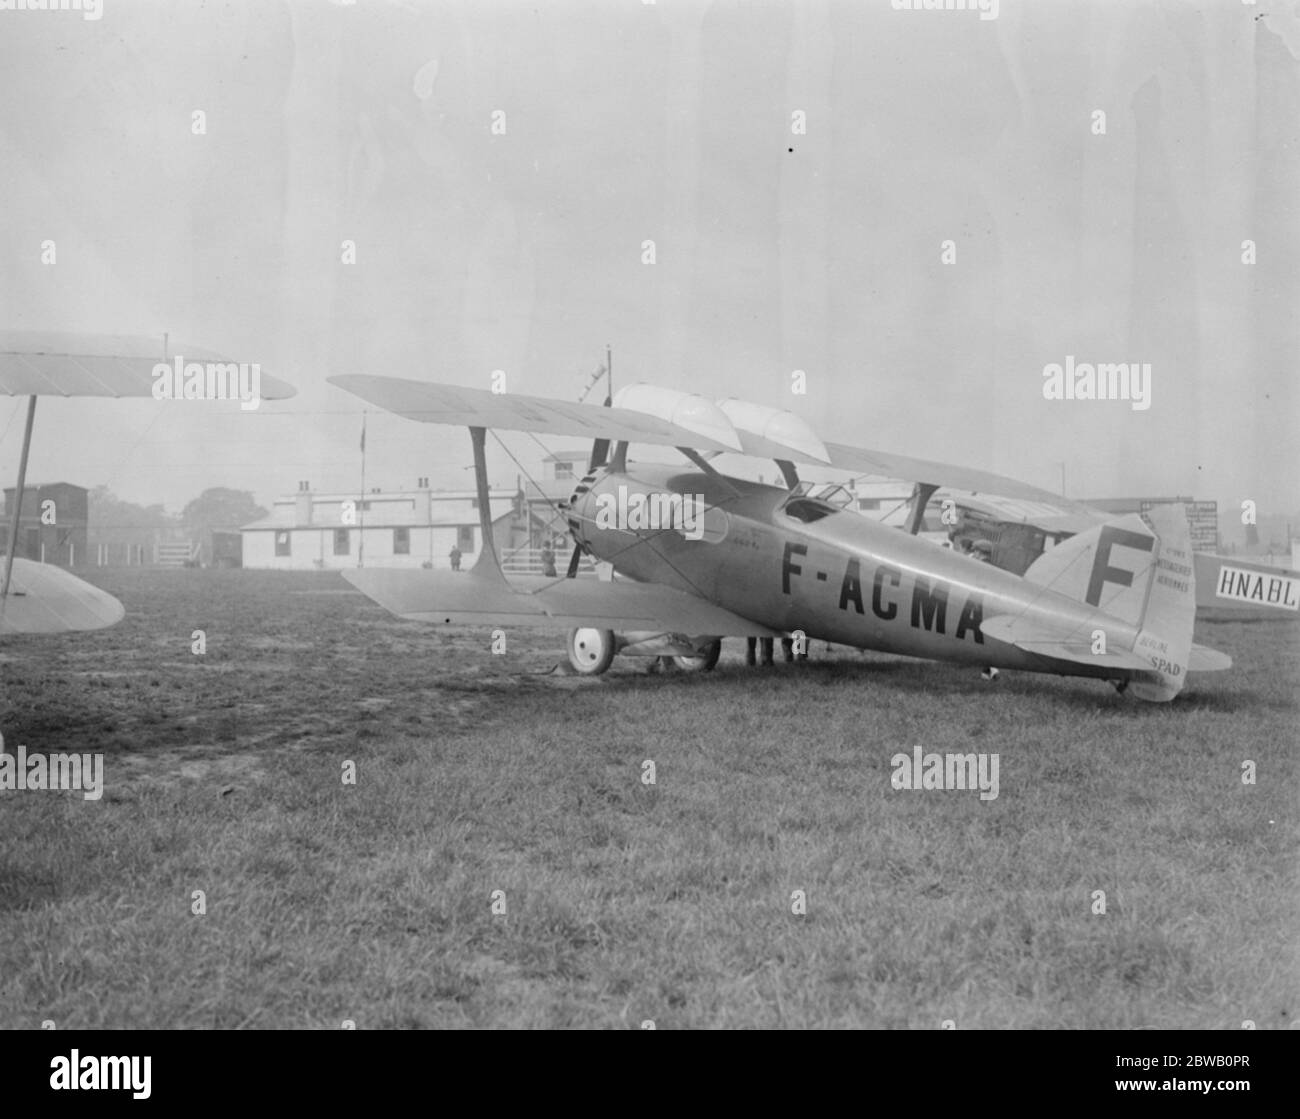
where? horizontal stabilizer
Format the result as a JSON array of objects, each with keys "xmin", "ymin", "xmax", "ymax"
[
  {"xmin": 979, "ymin": 615, "xmax": 1157, "ymax": 673},
  {"xmin": 343, "ymin": 567, "xmax": 779, "ymax": 637},
  {"xmin": 1189, "ymin": 644, "xmax": 1233, "ymax": 672},
  {"xmin": 0, "ymin": 559, "xmax": 125, "ymax": 635}
]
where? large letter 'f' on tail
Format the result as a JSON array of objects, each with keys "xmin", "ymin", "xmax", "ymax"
[{"xmin": 1010, "ymin": 504, "xmax": 1232, "ymax": 701}]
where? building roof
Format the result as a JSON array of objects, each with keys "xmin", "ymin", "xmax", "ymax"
[
  {"xmin": 1084, "ymin": 496, "xmax": 1196, "ymax": 513},
  {"xmin": 3, "ymin": 481, "xmax": 86, "ymax": 492}
]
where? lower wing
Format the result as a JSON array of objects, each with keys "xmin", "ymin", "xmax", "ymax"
[{"xmin": 343, "ymin": 567, "xmax": 778, "ymax": 636}]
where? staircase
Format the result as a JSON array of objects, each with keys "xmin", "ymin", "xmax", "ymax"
[
  {"xmin": 501, "ymin": 545, "xmax": 596, "ymax": 577},
  {"xmin": 156, "ymin": 540, "xmax": 199, "ymax": 567}
]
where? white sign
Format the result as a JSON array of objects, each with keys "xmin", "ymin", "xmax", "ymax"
[{"xmin": 1215, "ymin": 565, "xmax": 1299, "ymax": 610}]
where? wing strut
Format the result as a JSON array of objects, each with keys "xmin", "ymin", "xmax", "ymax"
[
  {"xmin": 468, "ymin": 426, "xmax": 509, "ymax": 582},
  {"xmin": 677, "ymin": 447, "xmax": 742, "ymax": 498},
  {"xmin": 0, "ymin": 394, "xmax": 37, "ymax": 624},
  {"xmin": 904, "ymin": 482, "xmax": 939, "ymax": 535}
]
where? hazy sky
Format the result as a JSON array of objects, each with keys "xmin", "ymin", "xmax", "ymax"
[{"xmin": 1, "ymin": 0, "xmax": 1296, "ymax": 515}]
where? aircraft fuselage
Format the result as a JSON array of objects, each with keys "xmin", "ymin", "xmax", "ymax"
[{"xmin": 568, "ymin": 464, "xmax": 1138, "ymax": 679}]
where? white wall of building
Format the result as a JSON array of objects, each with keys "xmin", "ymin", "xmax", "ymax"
[
  {"xmin": 243, "ymin": 524, "xmax": 482, "ymax": 571},
  {"xmin": 240, "ymin": 487, "xmax": 520, "ymax": 570}
]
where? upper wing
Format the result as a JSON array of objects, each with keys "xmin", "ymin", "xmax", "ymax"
[
  {"xmin": 329, "ymin": 375, "xmax": 742, "ymax": 453},
  {"xmin": 0, "ymin": 333, "xmax": 296, "ymax": 398},
  {"xmin": 343, "ymin": 567, "xmax": 779, "ymax": 636},
  {"xmin": 825, "ymin": 441, "xmax": 1098, "ymax": 514},
  {"xmin": 0, "ymin": 558, "xmax": 125, "ymax": 635},
  {"xmin": 330, "ymin": 374, "xmax": 1094, "ymax": 510}
]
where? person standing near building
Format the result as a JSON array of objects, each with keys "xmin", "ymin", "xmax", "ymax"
[
  {"xmin": 449, "ymin": 544, "xmax": 462, "ymax": 571},
  {"xmin": 541, "ymin": 541, "xmax": 557, "ymax": 578}
]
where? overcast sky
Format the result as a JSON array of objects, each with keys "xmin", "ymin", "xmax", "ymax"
[{"xmin": 1, "ymin": 0, "xmax": 1296, "ymax": 516}]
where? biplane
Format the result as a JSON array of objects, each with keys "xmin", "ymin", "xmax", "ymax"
[
  {"xmin": 328, "ymin": 376, "xmax": 1232, "ymax": 702},
  {"xmin": 0, "ymin": 333, "xmax": 294, "ymax": 636}
]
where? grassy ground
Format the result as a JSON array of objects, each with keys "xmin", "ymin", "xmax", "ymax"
[{"xmin": 1, "ymin": 568, "xmax": 1296, "ymax": 1029}]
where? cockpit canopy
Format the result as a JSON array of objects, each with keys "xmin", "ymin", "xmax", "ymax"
[{"xmin": 779, "ymin": 480, "xmax": 856, "ymax": 523}]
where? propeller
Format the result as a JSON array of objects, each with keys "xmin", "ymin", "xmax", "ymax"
[
  {"xmin": 562, "ymin": 349, "xmax": 613, "ymax": 580},
  {"xmin": 561, "ymin": 382, "xmax": 616, "ymax": 579},
  {"xmin": 565, "ymin": 422, "xmax": 610, "ymax": 578}
]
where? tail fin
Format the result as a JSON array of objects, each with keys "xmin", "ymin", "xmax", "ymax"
[
  {"xmin": 1022, "ymin": 505, "xmax": 1207, "ymax": 701},
  {"xmin": 1022, "ymin": 512, "xmax": 1158, "ymax": 626}
]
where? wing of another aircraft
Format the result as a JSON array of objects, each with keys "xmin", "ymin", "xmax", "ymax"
[
  {"xmin": 0, "ymin": 332, "xmax": 295, "ymax": 637},
  {"xmin": 343, "ymin": 567, "xmax": 779, "ymax": 636},
  {"xmin": 0, "ymin": 558, "xmax": 124, "ymax": 635},
  {"xmin": 0, "ymin": 333, "xmax": 296, "ymax": 398}
]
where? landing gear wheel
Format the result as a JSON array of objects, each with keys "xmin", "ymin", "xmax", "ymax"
[
  {"xmin": 1112, "ymin": 678, "xmax": 1129, "ymax": 695},
  {"xmin": 672, "ymin": 639, "xmax": 722, "ymax": 673},
  {"xmin": 567, "ymin": 627, "xmax": 616, "ymax": 675}
]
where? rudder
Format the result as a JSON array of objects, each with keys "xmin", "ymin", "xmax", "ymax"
[{"xmin": 1128, "ymin": 505, "xmax": 1195, "ymax": 701}]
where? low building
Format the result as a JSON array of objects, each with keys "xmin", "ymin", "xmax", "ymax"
[
  {"xmin": 1, "ymin": 481, "xmax": 89, "ymax": 567},
  {"xmin": 523, "ymin": 449, "xmax": 590, "ymax": 548},
  {"xmin": 241, "ymin": 482, "xmax": 525, "ymax": 570},
  {"xmin": 1085, "ymin": 497, "xmax": 1219, "ymax": 553}
]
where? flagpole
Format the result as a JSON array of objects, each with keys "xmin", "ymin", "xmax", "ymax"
[
  {"xmin": 358, "ymin": 412, "xmax": 367, "ymax": 569},
  {"xmin": 1, "ymin": 395, "xmax": 38, "ymax": 627}
]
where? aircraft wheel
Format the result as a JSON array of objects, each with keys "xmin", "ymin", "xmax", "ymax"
[
  {"xmin": 567, "ymin": 628, "xmax": 616, "ymax": 675},
  {"xmin": 672, "ymin": 639, "xmax": 722, "ymax": 673}
]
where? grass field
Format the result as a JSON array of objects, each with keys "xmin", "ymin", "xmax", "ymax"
[{"xmin": 1, "ymin": 567, "xmax": 1296, "ymax": 1029}]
